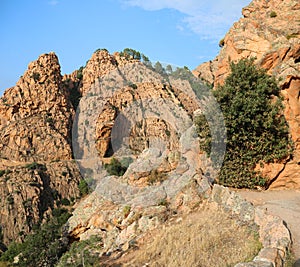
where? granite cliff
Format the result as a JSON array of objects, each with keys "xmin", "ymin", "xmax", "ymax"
[{"xmin": 0, "ymin": 53, "xmax": 81, "ymax": 245}]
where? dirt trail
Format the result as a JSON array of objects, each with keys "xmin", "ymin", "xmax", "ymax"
[{"xmin": 236, "ymin": 189, "xmax": 300, "ymax": 266}]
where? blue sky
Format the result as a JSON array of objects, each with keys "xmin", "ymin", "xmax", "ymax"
[{"xmin": 0, "ymin": 0, "xmax": 251, "ymax": 94}]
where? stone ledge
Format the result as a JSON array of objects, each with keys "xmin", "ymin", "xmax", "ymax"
[{"xmin": 211, "ymin": 185, "xmax": 292, "ymax": 267}]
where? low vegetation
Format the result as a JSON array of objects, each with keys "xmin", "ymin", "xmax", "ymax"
[
  {"xmin": 119, "ymin": 203, "xmax": 261, "ymax": 267},
  {"xmin": 104, "ymin": 157, "xmax": 132, "ymax": 176},
  {"xmin": 56, "ymin": 235, "xmax": 103, "ymax": 267},
  {"xmin": 0, "ymin": 208, "xmax": 71, "ymax": 267},
  {"xmin": 76, "ymin": 66, "xmax": 84, "ymax": 80},
  {"xmin": 147, "ymin": 169, "xmax": 168, "ymax": 185},
  {"xmin": 219, "ymin": 37, "xmax": 225, "ymax": 47},
  {"xmin": 270, "ymin": 11, "xmax": 277, "ymax": 18},
  {"xmin": 25, "ymin": 162, "xmax": 46, "ymax": 171},
  {"xmin": 78, "ymin": 179, "xmax": 88, "ymax": 196}
]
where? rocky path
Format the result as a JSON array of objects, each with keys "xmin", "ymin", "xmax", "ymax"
[{"xmin": 236, "ymin": 189, "xmax": 300, "ymax": 266}]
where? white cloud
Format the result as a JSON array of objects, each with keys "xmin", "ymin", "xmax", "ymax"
[{"xmin": 122, "ymin": 0, "xmax": 251, "ymax": 40}]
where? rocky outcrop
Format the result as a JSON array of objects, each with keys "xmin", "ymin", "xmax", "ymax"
[
  {"xmin": 63, "ymin": 175, "xmax": 211, "ymax": 261},
  {"xmin": 194, "ymin": 0, "xmax": 300, "ymax": 189},
  {"xmin": 0, "ymin": 49, "xmax": 205, "ymax": 250},
  {"xmin": 81, "ymin": 49, "xmax": 138, "ymax": 96},
  {"xmin": 211, "ymin": 185, "xmax": 291, "ymax": 267},
  {"xmin": 0, "ymin": 53, "xmax": 81, "ymax": 246},
  {"xmin": 0, "ymin": 52, "xmax": 73, "ymax": 162},
  {"xmin": 62, "ymin": 180, "xmax": 292, "ymax": 266},
  {"xmin": 72, "ymin": 52, "xmax": 203, "ymax": 193}
]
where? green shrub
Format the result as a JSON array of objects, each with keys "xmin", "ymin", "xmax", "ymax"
[
  {"xmin": 120, "ymin": 48, "xmax": 141, "ymax": 60},
  {"xmin": 104, "ymin": 158, "xmax": 128, "ymax": 176},
  {"xmin": 270, "ymin": 11, "xmax": 277, "ymax": 18},
  {"xmin": 158, "ymin": 198, "xmax": 169, "ymax": 206},
  {"xmin": 123, "ymin": 205, "xmax": 131, "ymax": 218},
  {"xmin": 60, "ymin": 198, "xmax": 70, "ymax": 206},
  {"xmin": 0, "ymin": 170, "xmax": 5, "ymax": 177},
  {"xmin": 25, "ymin": 162, "xmax": 46, "ymax": 171},
  {"xmin": 31, "ymin": 72, "xmax": 40, "ymax": 82},
  {"xmin": 94, "ymin": 48, "xmax": 108, "ymax": 54},
  {"xmin": 128, "ymin": 83, "xmax": 138, "ymax": 89},
  {"xmin": 76, "ymin": 66, "xmax": 84, "ymax": 80},
  {"xmin": 196, "ymin": 58, "xmax": 292, "ymax": 188},
  {"xmin": 6, "ymin": 196, "xmax": 14, "ymax": 205},
  {"xmin": 154, "ymin": 61, "xmax": 165, "ymax": 75},
  {"xmin": 286, "ymin": 33, "xmax": 298, "ymax": 40},
  {"xmin": 219, "ymin": 38, "xmax": 225, "ymax": 47},
  {"xmin": 78, "ymin": 179, "xmax": 89, "ymax": 196},
  {"xmin": 120, "ymin": 157, "xmax": 133, "ymax": 169},
  {"xmin": 29, "ymin": 181, "xmax": 40, "ymax": 187},
  {"xmin": 46, "ymin": 116, "xmax": 54, "ymax": 125},
  {"xmin": 147, "ymin": 169, "xmax": 167, "ymax": 185},
  {"xmin": 56, "ymin": 235, "xmax": 102, "ymax": 267},
  {"xmin": 170, "ymin": 66, "xmax": 210, "ymax": 98}
]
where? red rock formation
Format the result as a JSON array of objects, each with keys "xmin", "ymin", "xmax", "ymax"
[{"xmin": 0, "ymin": 53, "xmax": 81, "ymax": 245}]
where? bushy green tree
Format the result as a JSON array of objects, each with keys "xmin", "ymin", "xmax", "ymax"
[
  {"xmin": 120, "ymin": 48, "xmax": 141, "ymax": 60},
  {"xmin": 154, "ymin": 61, "xmax": 165, "ymax": 75},
  {"xmin": 197, "ymin": 58, "xmax": 292, "ymax": 188}
]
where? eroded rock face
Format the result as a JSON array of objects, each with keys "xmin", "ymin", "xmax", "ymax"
[
  {"xmin": 81, "ymin": 50, "xmax": 138, "ymax": 96},
  {"xmin": 73, "ymin": 53, "xmax": 204, "ymax": 192},
  {"xmin": 95, "ymin": 83, "xmax": 183, "ymax": 158},
  {"xmin": 194, "ymin": 0, "xmax": 300, "ymax": 189},
  {"xmin": 0, "ymin": 161, "xmax": 81, "ymax": 244},
  {"xmin": 0, "ymin": 52, "xmax": 73, "ymax": 162},
  {"xmin": 0, "ymin": 52, "xmax": 81, "ymax": 245}
]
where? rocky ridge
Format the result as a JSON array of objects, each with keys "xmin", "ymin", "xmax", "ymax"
[
  {"xmin": 0, "ymin": 52, "xmax": 73, "ymax": 163},
  {"xmin": 0, "ymin": 53, "xmax": 81, "ymax": 245},
  {"xmin": 193, "ymin": 0, "xmax": 300, "ymax": 189},
  {"xmin": 0, "ymin": 48, "xmax": 209, "ymax": 255}
]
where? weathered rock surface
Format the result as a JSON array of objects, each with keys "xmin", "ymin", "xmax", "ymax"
[
  {"xmin": 72, "ymin": 52, "xmax": 204, "ymax": 196},
  {"xmin": 0, "ymin": 161, "xmax": 81, "ymax": 244},
  {"xmin": 0, "ymin": 52, "xmax": 73, "ymax": 162},
  {"xmin": 211, "ymin": 185, "xmax": 291, "ymax": 267},
  {"xmin": 0, "ymin": 53, "xmax": 81, "ymax": 246},
  {"xmin": 95, "ymin": 83, "xmax": 184, "ymax": 158},
  {"xmin": 81, "ymin": 49, "xmax": 138, "ymax": 96},
  {"xmin": 194, "ymin": 0, "xmax": 300, "ymax": 188},
  {"xmin": 237, "ymin": 189, "xmax": 300, "ymax": 264}
]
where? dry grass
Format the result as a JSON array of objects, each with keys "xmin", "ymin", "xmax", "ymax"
[{"xmin": 120, "ymin": 202, "xmax": 261, "ymax": 267}]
